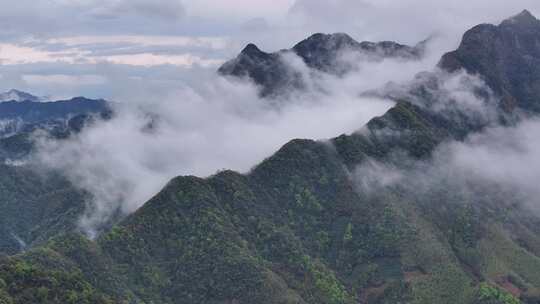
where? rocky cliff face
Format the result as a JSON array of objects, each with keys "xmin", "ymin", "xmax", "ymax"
[
  {"xmin": 440, "ymin": 10, "xmax": 540, "ymax": 112},
  {"xmin": 218, "ymin": 43, "xmax": 305, "ymax": 97}
]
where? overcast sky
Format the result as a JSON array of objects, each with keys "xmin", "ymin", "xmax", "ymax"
[{"xmin": 0, "ymin": 0, "xmax": 538, "ymax": 99}]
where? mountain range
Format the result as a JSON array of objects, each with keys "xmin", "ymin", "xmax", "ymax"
[
  {"xmin": 0, "ymin": 91, "xmax": 111, "ymax": 162},
  {"xmin": 1, "ymin": 9, "xmax": 540, "ymax": 304}
]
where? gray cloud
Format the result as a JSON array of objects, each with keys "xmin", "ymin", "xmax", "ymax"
[
  {"xmin": 286, "ymin": 0, "xmax": 540, "ymax": 43},
  {"xmin": 288, "ymin": 0, "xmax": 370, "ymax": 31},
  {"xmin": 0, "ymin": 0, "xmax": 187, "ymax": 39},
  {"xmin": 90, "ymin": 0, "xmax": 186, "ymax": 21}
]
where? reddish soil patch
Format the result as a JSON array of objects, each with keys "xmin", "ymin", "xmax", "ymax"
[{"xmin": 495, "ymin": 276, "xmax": 523, "ymax": 297}]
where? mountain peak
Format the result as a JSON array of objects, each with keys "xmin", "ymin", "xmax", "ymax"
[
  {"xmin": 294, "ymin": 32, "xmax": 358, "ymax": 51},
  {"xmin": 515, "ymin": 9, "xmax": 535, "ymax": 20},
  {"xmin": 306, "ymin": 32, "xmax": 354, "ymax": 42},
  {"xmin": 0, "ymin": 89, "xmax": 43, "ymax": 102},
  {"xmin": 240, "ymin": 43, "xmax": 265, "ymax": 56},
  {"xmin": 502, "ymin": 9, "xmax": 538, "ymax": 26},
  {"xmin": 440, "ymin": 9, "xmax": 540, "ymax": 112}
]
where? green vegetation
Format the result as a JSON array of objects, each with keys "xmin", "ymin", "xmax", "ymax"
[
  {"xmin": 1, "ymin": 123, "xmax": 538, "ymax": 303},
  {"xmin": 0, "ymin": 165, "xmax": 86, "ymax": 255},
  {"xmin": 0, "ymin": 255, "xmax": 113, "ymax": 304},
  {"xmin": 477, "ymin": 283, "xmax": 521, "ymax": 304}
]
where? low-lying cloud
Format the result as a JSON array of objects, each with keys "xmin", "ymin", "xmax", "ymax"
[
  {"xmin": 353, "ymin": 93, "xmax": 540, "ymax": 216},
  {"xmin": 447, "ymin": 119, "xmax": 540, "ymax": 208},
  {"xmin": 34, "ymin": 47, "xmax": 443, "ymax": 236}
]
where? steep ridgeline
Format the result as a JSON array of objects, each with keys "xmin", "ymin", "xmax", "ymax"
[
  {"xmin": 4, "ymin": 11, "xmax": 540, "ymax": 304},
  {"xmin": 219, "ymin": 33, "xmax": 424, "ymax": 97},
  {"xmin": 440, "ymin": 9, "xmax": 540, "ymax": 113}
]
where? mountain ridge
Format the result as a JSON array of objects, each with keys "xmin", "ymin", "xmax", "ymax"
[
  {"xmin": 2, "ymin": 9, "xmax": 540, "ymax": 304},
  {"xmin": 219, "ymin": 33, "xmax": 425, "ymax": 97},
  {"xmin": 0, "ymin": 89, "xmax": 46, "ymax": 103}
]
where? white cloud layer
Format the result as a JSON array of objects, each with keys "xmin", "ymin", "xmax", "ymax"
[
  {"xmin": 447, "ymin": 119, "xmax": 540, "ymax": 208},
  {"xmin": 0, "ymin": 41, "xmax": 225, "ymax": 68},
  {"xmin": 353, "ymin": 116, "xmax": 540, "ymax": 214}
]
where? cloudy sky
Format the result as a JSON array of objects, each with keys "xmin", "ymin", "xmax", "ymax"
[{"xmin": 0, "ymin": 0, "xmax": 538, "ymax": 100}]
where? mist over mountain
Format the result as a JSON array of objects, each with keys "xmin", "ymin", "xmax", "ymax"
[{"xmin": 2, "ymin": 6, "xmax": 540, "ymax": 304}]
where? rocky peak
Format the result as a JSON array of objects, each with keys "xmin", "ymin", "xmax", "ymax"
[
  {"xmin": 218, "ymin": 42, "xmax": 304, "ymax": 97},
  {"xmin": 293, "ymin": 33, "xmax": 359, "ymax": 52},
  {"xmin": 501, "ymin": 9, "xmax": 539, "ymax": 27},
  {"xmin": 219, "ymin": 33, "xmax": 423, "ymax": 97},
  {"xmin": 240, "ymin": 43, "xmax": 267, "ymax": 58},
  {"xmin": 439, "ymin": 9, "xmax": 540, "ymax": 113}
]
